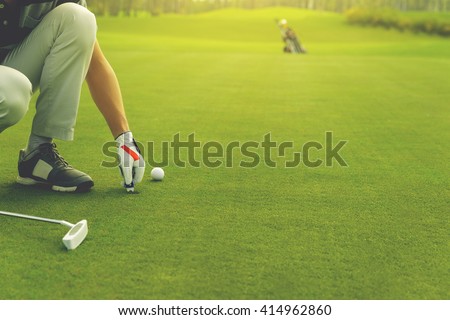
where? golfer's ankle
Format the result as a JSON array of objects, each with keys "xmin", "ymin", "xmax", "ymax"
[{"xmin": 25, "ymin": 134, "xmax": 53, "ymax": 157}]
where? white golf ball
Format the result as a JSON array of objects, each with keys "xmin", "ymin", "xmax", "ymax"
[{"xmin": 151, "ymin": 167, "xmax": 165, "ymax": 181}]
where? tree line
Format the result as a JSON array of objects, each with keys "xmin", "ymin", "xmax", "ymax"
[
  {"xmin": 86, "ymin": 0, "xmax": 450, "ymax": 16},
  {"xmin": 346, "ymin": 7, "xmax": 450, "ymax": 36}
]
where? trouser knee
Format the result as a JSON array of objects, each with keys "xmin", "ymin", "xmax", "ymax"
[
  {"xmin": 0, "ymin": 66, "xmax": 32, "ymax": 131},
  {"xmin": 56, "ymin": 3, "xmax": 97, "ymax": 50}
]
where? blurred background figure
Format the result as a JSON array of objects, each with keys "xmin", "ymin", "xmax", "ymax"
[{"xmin": 277, "ymin": 19, "xmax": 307, "ymax": 54}]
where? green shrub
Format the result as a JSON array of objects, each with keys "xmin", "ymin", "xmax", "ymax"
[{"xmin": 345, "ymin": 7, "xmax": 450, "ymax": 37}]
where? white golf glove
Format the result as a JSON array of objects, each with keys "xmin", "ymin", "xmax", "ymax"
[{"xmin": 116, "ymin": 131, "xmax": 145, "ymax": 191}]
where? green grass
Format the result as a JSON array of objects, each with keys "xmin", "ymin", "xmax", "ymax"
[{"xmin": 0, "ymin": 8, "xmax": 448, "ymax": 300}]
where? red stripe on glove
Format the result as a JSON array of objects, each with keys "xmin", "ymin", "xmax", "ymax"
[{"xmin": 121, "ymin": 145, "xmax": 140, "ymax": 161}]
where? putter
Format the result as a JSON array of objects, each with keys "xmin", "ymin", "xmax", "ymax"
[{"xmin": 0, "ymin": 210, "xmax": 88, "ymax": 250}]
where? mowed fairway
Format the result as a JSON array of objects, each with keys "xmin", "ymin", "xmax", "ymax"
[{"xmin": 0, "ymin": 8, "xmax": 448, "ymax": 299}]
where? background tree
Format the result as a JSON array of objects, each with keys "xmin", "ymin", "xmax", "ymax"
[{"xmin": 85, "ymin": 0, "xmax": 450, "ymax": 16}]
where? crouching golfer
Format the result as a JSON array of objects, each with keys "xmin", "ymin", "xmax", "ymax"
[{"xmin": 0, "ymin": 0, "xmax": 145, "ymax": 192}]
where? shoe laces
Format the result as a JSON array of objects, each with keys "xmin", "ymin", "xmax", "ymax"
[{"xmin": 40, "ymin": 143, "xmax": 70, "ymax": 168}]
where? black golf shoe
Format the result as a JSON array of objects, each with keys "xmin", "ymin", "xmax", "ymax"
[{"xmin": 17, "ymin": 143, "xmax": 94, "ymax": 192}]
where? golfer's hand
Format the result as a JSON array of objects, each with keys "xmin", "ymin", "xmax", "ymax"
[{"xmin": 115, "ymin": 131, "xmax": 145, "ymax": 190}]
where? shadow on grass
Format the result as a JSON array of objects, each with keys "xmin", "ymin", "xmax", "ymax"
[
  {"xmin": 0, "ymin": 181, "xmax": 148, "ymax": 232},
  {"xmin": 0, "ymin": 181, "xmax": 148, "ymax": 202},
  {"xmin": 0, "ymin": 182, "xmax": 95, "ymax": 210},
  {"xmin": 1, "ymin": 182, "xmax": 94, "ymax": 197}
]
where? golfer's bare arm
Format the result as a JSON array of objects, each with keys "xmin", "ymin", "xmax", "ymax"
[{"xmin": 86, "ymin": 40, "xmax": 130, "ymax": 138}]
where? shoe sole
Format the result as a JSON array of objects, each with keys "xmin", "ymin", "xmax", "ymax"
[{"xmin": 17, "ymin": 176, "xmax": 94, "ymax": 193}]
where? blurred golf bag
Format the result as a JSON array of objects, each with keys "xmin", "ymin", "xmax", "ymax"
[{"xmin": 276, "ymin": 19, "xmax": 307, "ymax": 54}]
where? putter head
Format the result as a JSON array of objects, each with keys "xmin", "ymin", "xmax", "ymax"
[{"xmin": 62, "ymin": 220, "xmax": 88, "ymax": 250}]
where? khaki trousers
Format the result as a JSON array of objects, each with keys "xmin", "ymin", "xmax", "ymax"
[{"xmin": 0, "ymin": 3, "xmax": 96, "ymax": 140}]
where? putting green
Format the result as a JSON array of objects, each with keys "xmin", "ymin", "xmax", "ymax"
[{"xmin": 0, "ymin": 8, "xmax": 448, "ymax": 299}]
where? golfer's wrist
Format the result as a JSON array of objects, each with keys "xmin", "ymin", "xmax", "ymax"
[
  {"xmin": 110, "ymin": 119, "xmax": 130, "ymax": 139},
  {"xmin": 115, "ymin": 130, "xmax": 131, "ymax": 140},
  {"xmin": 115, "ymin": 131, "xmax": 135, "ymax": 144}
]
